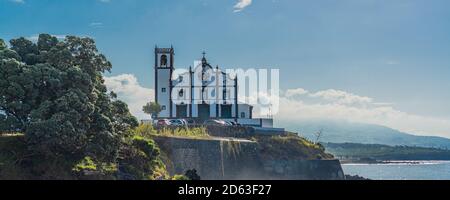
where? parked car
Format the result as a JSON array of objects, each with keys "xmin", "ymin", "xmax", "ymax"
[
  {"xmin": 185, "ymin": 119, "xmax": 196, "ymax": 125},
  {"xmin": 224, "ymin": 121, "xmax": 234, "ymax": 126},
  {"xmin": 179, "ymin": 119, "xmax": 188, "ymax": 125},
  {"xmin": 229, "ymin": 121, "xmax": 241, "ymax": 126},
  {"xmin": 156, "ymin": 119, "xmax": 171, "ymax": 126},
  {"xmin": 203, "ymin": 119, "xmax": 228, "ymax": 126},
  {"xmin": 169, "ymin": 119, "xmax": 186, "ymax": 126}
]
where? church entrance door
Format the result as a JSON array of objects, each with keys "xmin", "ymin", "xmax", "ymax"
[
  {"xmin": 198, "ymin": 104, "xmax": 210, "ymax": 120},
  {"xmin": 221, "ymin": 105, "xmax": 232, "ymax": 118},
  {"xmin": 176, "ymin": 105, "xmax": 188, "ymax": 118}
]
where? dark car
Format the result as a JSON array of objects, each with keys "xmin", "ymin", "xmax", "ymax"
[
  {"xmin": 169, "ymin": 119, "xmax": 186, "ymax": 126},
  {"xmin": 228, "ymin": 121, "xmax": 241, "ymax": 126},
  {"xmin": 203, "ymin": 119, "xmax": 228, "ymax": 126},
  {"xmin": 185, "ymin": 119, "xmax": 196, "ymax": 125}
]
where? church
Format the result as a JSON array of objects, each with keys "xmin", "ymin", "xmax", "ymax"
[{"xmin": 154, "ymin": 46, "xmax": 273, "ymax": 127}]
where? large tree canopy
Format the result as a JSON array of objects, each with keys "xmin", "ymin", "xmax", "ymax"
[{"xmin": 0, "ymin": 34, "xmax": 138, "ymax": 161}]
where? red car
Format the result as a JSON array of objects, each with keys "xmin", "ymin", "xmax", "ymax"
[{"xmin": 156, "ymin": 119, "xmax": 171, "ymax": 126}]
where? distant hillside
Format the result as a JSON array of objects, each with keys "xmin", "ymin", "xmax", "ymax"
[
  {"xmin": 277, "ymin": 120, "xmax": 450, "ymax": 149},
  {"xmin": 324, "ymin": 142, "xmax": 450, "ymax": 161}
]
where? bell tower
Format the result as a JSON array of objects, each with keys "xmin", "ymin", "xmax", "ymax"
[{"xmin": 155, "ymin": 46, "xmax": 174, "ymax": 118}]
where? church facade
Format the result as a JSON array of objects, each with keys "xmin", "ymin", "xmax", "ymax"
[{"xmin": 154, "ymin": 46, "xmax": 272, "ymax": 127}]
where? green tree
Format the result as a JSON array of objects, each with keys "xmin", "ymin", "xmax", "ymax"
[
  {"xmin": 143, "ymin": 102, "xmax": 162, "ymax": 118},
  {"xmin": 0, "ymin": 34, "xmax": 138, "ymax": 162}
]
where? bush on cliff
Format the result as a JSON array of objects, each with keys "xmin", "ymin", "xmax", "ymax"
[
  {"xmin": 255, "ymin": 134, "xmax": 334, "ymax": 160},
  {"xmin": 118, "ymin": 136, "xmax": 168, "ymax": 180}
]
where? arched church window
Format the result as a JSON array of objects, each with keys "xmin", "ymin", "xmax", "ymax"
[
  {"xmin": 179, "ymin": 89, "xmax": 184, "ymax": 97},
  {"xmin": 160, "ymin": 55, "xmax": 167, "ymax": 66}
]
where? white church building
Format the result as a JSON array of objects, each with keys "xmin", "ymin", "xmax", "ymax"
[{"xmin": 154, "ymin": 46, "xmax": 273, "ymax": 128}]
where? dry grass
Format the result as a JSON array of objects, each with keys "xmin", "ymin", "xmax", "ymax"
[{"xmin": 134, "ymin": 123, "xmax": 210, "ymax": 139}]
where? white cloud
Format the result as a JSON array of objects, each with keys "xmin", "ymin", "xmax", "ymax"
[
  {"xmin": 98, "ymin": 0, "xmax": 110, "ymax": 3},
  {"xmin": 26, "ymin": 34, "xmax": 66, "ymax": 42},
  {"xmin": 234, "ymin": 0, "xmax": 252, "ymax": 12},
  {"xmin": 89, "ymin": 22, "xmax": 104, "ymax": 28},
  {"xmin": 309, "ymin": 89, "xmax": 373, "ymax": 105},
  {"xmin": 26, "ymin": 34, "xmax": 95, "ymax": 43},
  {"xmin": 271, "ymin": 88, "xmax": 450, "ymax": 138},
  {"xmin": 104, "ymin": 74, "xmax": 154, "ymax": 120},
  {"xmin": 285, "ymin": 88, "xmax": 309, "ymax": 98},
  {"xmin": 386, "ymin": 60, "xmax": 400, "ymax": 65}
]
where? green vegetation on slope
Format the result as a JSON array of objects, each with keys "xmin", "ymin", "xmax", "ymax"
[
  {"xmin": 325, "ymin": 142, "xmax": 450, "ymax": 160},
  {"xmin": 0, "ymin": 132, "xmax": 169, "ymax": 180},
  {"xmin": 254, "ymin": 133, "xmax": 334, "ymax": 160},
  {"xmin": 0, "ymin": 124, "xmax": 213, "ymax": 180}
]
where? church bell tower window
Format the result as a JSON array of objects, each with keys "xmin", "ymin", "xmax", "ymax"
[{"xmin": 160, "ymin": 54, "xmax": 168, "ymax": 67}]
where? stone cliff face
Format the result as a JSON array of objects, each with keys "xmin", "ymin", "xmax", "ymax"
[{"xmin": 154, "ymin": 136, "xmax": 345, "ymax": 180}]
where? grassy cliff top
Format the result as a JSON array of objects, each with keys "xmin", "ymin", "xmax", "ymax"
[{"xmin": 254, "ymin": 134, "xmax": 335, "ymax": 160}]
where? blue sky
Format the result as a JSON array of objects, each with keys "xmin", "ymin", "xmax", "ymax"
[{"xmin": 2, "ymin": 0, "xmax": 450, "ymax": 137}]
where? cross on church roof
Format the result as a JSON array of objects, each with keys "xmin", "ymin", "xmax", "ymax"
[{"xmin": 202, "ymin": 51, "xmax": 206, "ymax": 58}]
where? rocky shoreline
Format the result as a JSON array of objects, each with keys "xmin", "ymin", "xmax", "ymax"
[
  {"xmin": 340, "ymin": 159, "xmax": 446, "ymax": 165},
  {"xmin": 345, "ymin": 174, "xmax": 370, "ymax": 180}
]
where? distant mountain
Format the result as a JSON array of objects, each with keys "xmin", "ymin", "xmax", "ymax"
[{"xmin": 277, "ymin": 120, "xmax": 450, "ymax": 149}]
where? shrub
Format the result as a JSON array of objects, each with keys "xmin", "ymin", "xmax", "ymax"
[
  {"xmin": 73, "ymin": 156, "xmax": 97, "ymax": 172},
  {"xmin": 132, "ymin": 136, "xmax": 160, "ymax": 159},
  {"xmin": 157, "ymin": 127, "xmax": 209, "ymax": 138},
  {"xmin": 171, "ymin": 174, "xmax": 189, "ymax": 180},
  {"xmin": 72, "ymin": 156, "xmax": 118, "ymax": 180},
  {"xmin": 118, "ymin": 136, "xmax": 168, "ymax": 180},
  {"xmin": 134, "ymin": 123, "xmax": 157, "ymax": 137},
  {"xmin": 255, "ymin": 135, "xmax": 334, "ymax": 160}
]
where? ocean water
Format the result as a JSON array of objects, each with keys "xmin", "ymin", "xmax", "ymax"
[{"xmin": 342, "ymin": 161, "xmax": 450, "ymax": 180}]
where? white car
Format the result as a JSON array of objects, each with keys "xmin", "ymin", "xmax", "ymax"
[{"xmin": 169, "ymin": 119, "xmax": 185, "ymax": 126}]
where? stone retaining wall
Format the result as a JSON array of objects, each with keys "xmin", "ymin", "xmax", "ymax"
[{"xmin": 154, "ymin": 136, "xmax": 345, "ymax": 180}]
